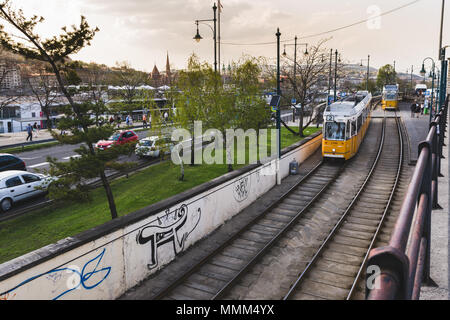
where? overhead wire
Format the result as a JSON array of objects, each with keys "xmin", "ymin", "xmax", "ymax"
[{"xmin": 220, "ymin": 0, "xmax": 422, "ymax": 46}]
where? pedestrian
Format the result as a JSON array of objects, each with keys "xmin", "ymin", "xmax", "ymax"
[
  {"xmin": 33, "ymin": 122, "xmax": 39, "ymax": 138},
  {"xmin": 129, "ymin": 115, "xmax": 133, "ymax": 127},
  {"xmin": 109, "ymin": 116, "xmax": 114, "ymax": 126},
  {"xmin": 126, "ymin": 114, "xmax": 130, "ymax": 127},
  {"xmin": 149, "ymin": 113, "xmax": 152, "ymax": 129},
  {"xmin": 142, "ymin": 114, "xmax": 147, "ymax": 129},
  {"xmin": 163, "ymin": 111, "xmax": 169, "ymax": 124},
  {"xmin": 410, "ymin": 101, "xmax": 417, "ymax": 118},
  {"xmin": 26, "ymin": 123, "xmax": 33, "ymax": 141},
  {"xmin": 116, "ymin": 115, "xmax": 121, "ymax": 129},
  {"xmin": 415, "ymin": 103, "xmax": 421, "ymax": 118}
]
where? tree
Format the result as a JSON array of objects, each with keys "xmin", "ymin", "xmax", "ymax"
[
  {"xmin": 282, "ymin": 39, "xmax": 330, "ymax": 137},
  {"xmin": 0, "ymin": 0, "xmax": 129, "ymax": 219},
  {"xmin": 231, "ymin": 56, "xmax": 272, "ymax": 164},
  {"xmin": 25, "ymin": 67, "xmax": 59, "ymax": 130},
  {"xmin": 357, "ymin": 79, "xmax": 377, "ymax": 93},
  {"xmin": 174, "ymin": 55, "xmax": 210, "ymax": 167},
  {"xmin": 376, "ymin": 64, "xmax": 396, "ymax": 88},
  {"xmin": 110, "ymin": 61, "xmax": 147, "ymax": 116}
]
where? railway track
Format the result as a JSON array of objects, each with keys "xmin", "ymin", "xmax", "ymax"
[
  {"xmin": 150, "ymin": 118, "xmax": 388, "ymax": 300},
  {"xmin": 152, "ymin": 161, "xmax": 344, "ymax": 300},
  {"xmin": 284, "ymin": 115, "xmax": 403, "ymax": 300}
]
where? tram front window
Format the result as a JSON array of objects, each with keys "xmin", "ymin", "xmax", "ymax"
[
  {"xmin": 325, "ymin": 122, "xmax": 346, "ymax": 141},
  {"xmin": 383, "ymin": 92, "xmax": 397, "ymax": 101}
]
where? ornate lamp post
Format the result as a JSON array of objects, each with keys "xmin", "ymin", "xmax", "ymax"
[{"xmin": 193, "ymin": 3, "xmax": 218, "ymax": 73}]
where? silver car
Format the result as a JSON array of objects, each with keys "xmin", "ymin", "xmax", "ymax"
[
  {"xmin": 135, "ymin": 136, "xmax": 174, "ymax": 158},
  {"xmin": 0, "ymin": 171, "xmax": 56, "ymax": 212}
]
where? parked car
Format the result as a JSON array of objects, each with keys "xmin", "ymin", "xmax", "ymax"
[
  {"xmin": 135, "ymin": 136, "xmax": 174, "ymax": 158},
  {"xmin": 0, "ymin": 170, "xmax": 56, "ymax": 212},
  {"xmin": 0, "ymin": 154, "xmax": 26, "ymax": 172},
  {"xmin": 94, "ymin": 130, "xmax": 139, "ymax": 150}
]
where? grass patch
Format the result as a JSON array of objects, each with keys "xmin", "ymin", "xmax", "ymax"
[
  {"xmin": 0, "ymin": 127, "xmax": 321, "ymax": 264},
  {"xmin": 1, "ymin": 141, "xmax": 61, "ymax": 155}
]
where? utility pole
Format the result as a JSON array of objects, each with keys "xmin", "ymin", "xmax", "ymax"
[
  {"xmin": 328, "ymin": 48, "xmax": 332, "ymax": 105},
  {"xmin": 276, "ymin": 28, "xmax": 281, "ymax": 185},
  {"xmin": 367, "ymin": 55, "xmax": 370, "ymax": 91},
  {"xmin": 334, "ymin": 49, "xmax": 338, "ymax": 101},
  {"xmin": 213, "ymin": 3, "xmax": 217, "ymax": 73}
]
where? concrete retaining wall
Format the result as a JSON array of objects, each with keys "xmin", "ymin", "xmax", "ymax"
[{"xmin": 0, "ymin": 132, "xmax": 322, "ymax": 300}]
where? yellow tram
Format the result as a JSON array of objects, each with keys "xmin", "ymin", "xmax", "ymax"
[
  {"xmin": 322, "ymin": 91, "xmax": 372, "ymax": 160},
  {"xmin": 381, "ymin": 84, "xmax": 399, "ymax": 110}
]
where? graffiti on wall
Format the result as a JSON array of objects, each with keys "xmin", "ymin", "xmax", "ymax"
[
  {"xmin": 136, "ymin": 204, "xmax": 201, "ymax": 270},
  {"xmin": 0, "ymin": 248, "xmax": 111, "ymax": 300},
  {"xmin": 233, "ymin": 176, "xmax": 251, "ymax": 202}
]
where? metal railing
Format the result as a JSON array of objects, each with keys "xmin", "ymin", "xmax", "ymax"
[{"xmin": 365, "ymin": 95, "xmax": 449, "ymax": 300}]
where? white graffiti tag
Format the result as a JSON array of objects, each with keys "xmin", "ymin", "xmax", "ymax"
[{"xmin": 136, "ymin": 205, "xmax": 201, "ymax": 269}]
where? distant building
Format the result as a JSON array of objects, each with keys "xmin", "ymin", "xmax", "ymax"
[
  {"xmin": 0, "ymin": 60, "xmax": 21, "ymax": 90},
  {"xmin": 149, "ymin": 52, "xmax": 174, "ymax": 87}
]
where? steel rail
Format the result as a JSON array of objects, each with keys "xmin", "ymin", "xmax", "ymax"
[
  {"xmin": 210, "ymin": 162, "xmax": 344, "ymax": 300},
  {"xmin": 153, "ymin": 159, "xmax": 343, "ymax": 300},
  {"xmin": 283, "ymin": 116, "xmax": 387, "ymax": 300},
  {"xmin": 346, "ymin": 115, "xmax": 404, "ymax": 299}
]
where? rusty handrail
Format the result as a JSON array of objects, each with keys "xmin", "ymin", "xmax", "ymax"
[{"xmin": 365, "ymin": 95, "xmax": 449, "ymax": 300}]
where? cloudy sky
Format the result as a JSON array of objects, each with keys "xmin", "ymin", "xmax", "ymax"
[{"xmin": 7, "ymin": 0, "xmax": 449, "ymax": 75}]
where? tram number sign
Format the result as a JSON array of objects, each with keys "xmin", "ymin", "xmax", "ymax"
[{"xmin": 326, "ymin": 115, "xmax": 334, "ymax": 121}]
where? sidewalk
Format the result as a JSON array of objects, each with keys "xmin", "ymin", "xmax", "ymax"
[
  {"xmin": 420, "ymin": 122, "xmax": 449, "ymax": 300},
  {"xmin": 0, "ymin": 130, "xmax": 55, "ymax": 148},
  {"xmin": 0, "ymin": 122, "xmax": 151, "ymax": 148}
]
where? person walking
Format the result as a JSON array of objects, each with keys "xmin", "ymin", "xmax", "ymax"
[
  {"xmin": 109, "ymin": 116, "xmax": 114, "ymax": 126},
  {"xmin": 125, "ymin": 114, "xmax": 130, "ymax": 127},
  {"xmin": 33, "ymin": 122, "xmax": 39, "ymax": 138},
  {"xmin": 142, "ymin": 114, "xmax": 147, "ymax": 129},
  {"xmin": 148, "ymin": 113, "xmax": 152, "ymax": 129},
  {"xmin": 26, "ymin": 123, "xmax": 33, "ymax": 141},
  {"xmin": 410, "ymin": 101, "xmax": 417, "ymax": 118},
  {"xmin": 116, "ymin": 114, "xmax": 121, "ymax": 129},
  {"xmin": 415, "ymin": 103, "xmax": 421, "ymax": 118}
]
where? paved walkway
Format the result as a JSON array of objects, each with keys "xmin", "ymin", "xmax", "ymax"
[
  {"xmin": 420, "ymin": 114, "xmax": 449, "ymax": 300},
  {"xmin": 0, "ymin": 122, "xmax": 150, "ymax": 148}
]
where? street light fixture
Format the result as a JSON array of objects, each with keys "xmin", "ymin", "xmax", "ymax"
[
  {"xmin": 193, "ymin": 3, "xmax": 218, "ymax": 73},
  {"xmin": 361, "ymin": 55, "xmax": 371, "ymax": 91},
  {"xmin": 420, "ymin": 57, "xmax": 436, "ymax": 123}
]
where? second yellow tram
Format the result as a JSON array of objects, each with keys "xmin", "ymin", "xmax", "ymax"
[
  {"xmin": 322, "ymin": 91, "xmax": 372, "ymax": 160},
  {"xmin": 381, "ymin": 84, "xmax": 399, "ymax": 110}
]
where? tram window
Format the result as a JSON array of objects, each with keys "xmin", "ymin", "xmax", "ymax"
[
  {"xmin": 346, "ymin": 122, "xmax": 351, "ymax": 139},
  {"xmin": 351, "ymin": 121, "xmax": 357, "ymax": 136},
  {"xmin": 357, "ymin": 115, "xmax": 362, "ymax": 130},
  {"xmin": 325, "ymin": 122, "xmax": 346, "ymax": 141}
]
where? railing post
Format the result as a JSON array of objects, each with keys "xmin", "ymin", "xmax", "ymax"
[{"xmin": 418, "ymin": 136, "xmax": 434, "ymax": 284}]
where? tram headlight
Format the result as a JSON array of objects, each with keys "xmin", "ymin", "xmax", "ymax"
[{"xmin": 332, "ymin": 148, "xmax": 336, "ymax": 153}]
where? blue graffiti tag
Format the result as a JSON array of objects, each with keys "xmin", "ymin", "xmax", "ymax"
[{"xmin": 1, "ymin": 248, "xmax": 111, "ymax": 300}]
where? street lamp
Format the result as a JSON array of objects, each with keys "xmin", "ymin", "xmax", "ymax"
[
  {"xmin": 193, "ymin": 3, "xmax": 218, "ymax": 73},
  {"xmin": 360, "ymin": 55, "xmax": 371, "ymax": 91},
  {"xmin": 420, "ymin": 57, "xmax": 436, "ymax": 123},
  {"xmin": 334, "ymin": 49, "xmax": 339, "ymax": 101},
  {"xmin": 276, "ymin": 28, "xmax": 282, "ymax": 185},
  {"xmin": 282, "ymin": 36, "xmax": 308, "ymax": 106}
]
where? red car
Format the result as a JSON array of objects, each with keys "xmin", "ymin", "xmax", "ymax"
[{"xmin": 95, "ymin": 130, "xmax": 139, "ymax": 150}]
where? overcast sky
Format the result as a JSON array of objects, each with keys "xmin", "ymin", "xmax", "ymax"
[{"xmin": 8, "ymin": 0, "xmax": 450, "ymax": 75}]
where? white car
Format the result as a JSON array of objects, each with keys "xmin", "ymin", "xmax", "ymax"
[
  {"xmin": 0, "ymin": 171, "xmax": 56, "ymax": 212},
  {"xmin": 135, "ymin": 136, "xmax": 174, "ymax": 158}
]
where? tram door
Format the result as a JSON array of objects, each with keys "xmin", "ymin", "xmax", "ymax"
[{"xmin": 351, "ymin": 120, "xmax": 357, "ymax": 155}]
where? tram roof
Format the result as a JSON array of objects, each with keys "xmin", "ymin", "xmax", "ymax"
[{"xmin": 324, "ymin": 92, "xmax": 371, "ymax": 118}]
